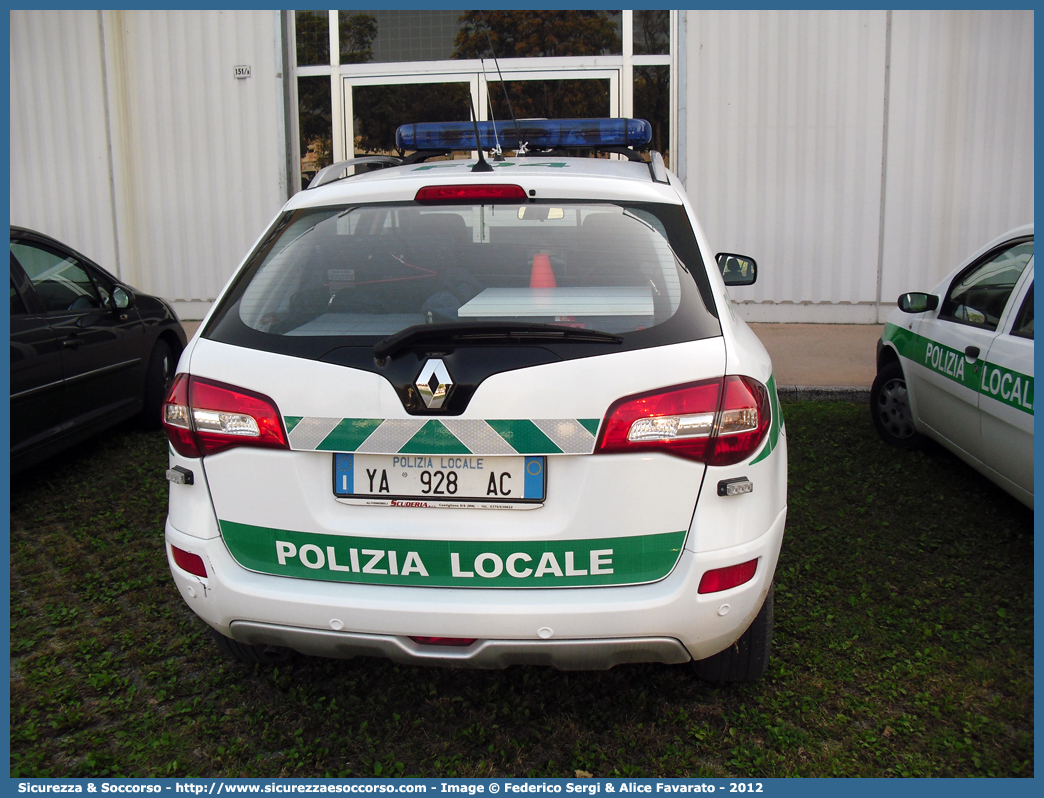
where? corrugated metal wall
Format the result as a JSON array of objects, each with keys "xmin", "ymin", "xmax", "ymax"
[
  {"xmin": 879, "ymin": 10, "xmax": 1034, "ymax": 312},
  {"xmin": 10, "ymin": 10, "xmax": 288, "ymax": 320},
  {"xmin": 682, "ymin": 9, "xmax": 1034, "ymax": 323},
  {"xmin": 10, "ymin": 11, "xmax": 120, "ymax": 274}
]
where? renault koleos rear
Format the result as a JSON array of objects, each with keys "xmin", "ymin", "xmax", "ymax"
[{"xmin": 162, "ymin": 119, "xmax": 787, "ymax": 682}]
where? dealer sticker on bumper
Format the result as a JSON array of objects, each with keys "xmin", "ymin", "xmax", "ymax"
[{"xmin": 219, "ymin": 521, "xmax": 686, "ymax": 588}]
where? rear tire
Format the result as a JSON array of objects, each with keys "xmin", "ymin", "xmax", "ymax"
[
  {"xmin": 140, "ymin": 340, "xmax": 174, "ymax": 429},
  {"xmin": 693, "ymin": 584, "xmax": 773, "ymax": 683},
  {"xmin": 870, "ymin": 359, "xmax": 921, "ymax": 448},
  {"xmin": 211, "ymin": 630, "xmax": 291, "ymax": 665}
]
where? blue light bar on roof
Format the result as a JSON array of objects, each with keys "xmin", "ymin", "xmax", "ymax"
[{"xmin": 395, "ymin": 118, "xmax": 652, "ymax": 151}]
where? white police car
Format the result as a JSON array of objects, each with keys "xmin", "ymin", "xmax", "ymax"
[
  {"xmin": 872, "ymin": 224, "xmax": 1033, "ymax": 508},
  {"xmin": 162, "ymin": 119, "xmax": 787, "ymax": 682}
]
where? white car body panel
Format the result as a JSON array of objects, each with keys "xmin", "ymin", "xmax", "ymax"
[
  {"xmin": 906, "ymin": 313, "xmax": 991, "ymax": 461},
  {"xmin": 979, "ymin": 268, "xmax": 1034, "ymax": 501}
]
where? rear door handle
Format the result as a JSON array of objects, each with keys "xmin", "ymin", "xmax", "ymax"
[{"xmin": 965, "ymin": 345, "xmax": 980, "ymax": 360}]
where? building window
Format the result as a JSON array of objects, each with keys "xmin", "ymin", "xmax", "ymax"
[
  {"xmin": 353, "ymin": 83, "xmax": 471, "ymax": 156},
  {"xmin": 454, "ymin": 11, "xmax": 622, "ymax": 58},
  {"xmin": 348, "ymin": 10, "xmax": 464, "ymax": 62},
  {"xmin": 298, "ymin": 75, "xmax": 332, "ymax": 189},
  {"xmin": 296, "ymin": 10, "xmax": 329, "ymax": 66},
  {"xmin": 633, "ymin": 9, "xmax": 669, "ymax": 55},
  {"xmin": 634, "ymin": 66, "xmax": 670, "ymax": 165}
]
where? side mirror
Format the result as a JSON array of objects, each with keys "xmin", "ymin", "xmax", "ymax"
[
  {"xmin": 716, "ymin": 253, "xmax": 757, "ymax": 286},
  {"xmin": 112, "ymin": 286, "xmax": 133, "ymax": 310},
  {"xmin": 897, "ymin": 292, "xmax": 938, "ymax": 314}
]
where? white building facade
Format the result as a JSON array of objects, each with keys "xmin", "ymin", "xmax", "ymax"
[{"xmin": 9, "ymin": 10, "xmax": 1034, "ymax": 323}]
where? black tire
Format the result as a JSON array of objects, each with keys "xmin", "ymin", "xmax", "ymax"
[
  {"xmin": 693, "ymin": 584, "xmax": 773, "ymax": 683},
  {"xmin": 870, "ymin": 359, "xmax": 921, "ymax": 448},
  {"xmin": 211, "ymin": 630, "xmax": 291, "ymax": 665},
  {"xmin": 140, "ymin": 340, "xmax": 175, "ymax": 429}
]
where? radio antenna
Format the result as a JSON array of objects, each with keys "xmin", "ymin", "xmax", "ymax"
[
  {"xmin": 480, "ymin": 59, "xmax": 504, "ymax": 160},
  {"xmin": 467, "ymin": 93, "xmax": 494, "ymax": 172},
  {"xmin": 480, "ymin": 12, "xmax": 526, "ymax": 155}
]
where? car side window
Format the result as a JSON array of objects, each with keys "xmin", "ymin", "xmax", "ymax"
[
  {"xmin": 10, "ymin": 241, "xmax": 102, "ymax": 313},
  {"xmin": 88, "ymin": 266, "xmax": 115, "ymax": 308},
  {"xmin": 1010, "ymin": 282, "xmax": 1033, "ymax": 340},
  {"xmin": 10, "ymin": 276, "xmax": 27, "ymax": 315},
  {"xmin": 939, "ymin": 240, "xmax": 1033, "ymax": 331}
]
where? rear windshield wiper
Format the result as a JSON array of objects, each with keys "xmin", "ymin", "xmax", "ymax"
[{"xmin": 374, "ymin": 322, "xmax": 624, "ymax": 360}]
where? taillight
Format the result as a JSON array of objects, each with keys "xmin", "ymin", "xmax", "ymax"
[
  {"xmin": 162, "ymin": 374, "xmax": 198, "ymax": 456},
  {"xmin": 595, "ymin": 376, "xmax": 771, "ymax": 466},
  {"xmin": 709, "ymin": 376, "xmax": 772, "ymax": 465},
  {"xmin": 171, "ymin": 545, "xmax": 208, "ymax": 578},
  {"xmin": 698, "ymin": 558, "xmax": 758, "ymax": 594},
  {"xmin": 162, "ymin": 375, "xmax": 288, "ymax": 458},
  {"xmin": 415, "ymin": 184, "xmax": 527, "ymax": 202}
]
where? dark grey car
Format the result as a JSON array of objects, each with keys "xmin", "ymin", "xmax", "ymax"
[{"xmin": 10, "ymin": 226, "xmax": 187, "ymax": 471}]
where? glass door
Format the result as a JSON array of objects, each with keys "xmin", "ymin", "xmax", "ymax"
[
  {"xmin": 480, "ymin": 69, "xmax": 619, "ymax": 124},
  {"xmin": 343, "ymin": 73, "xmax": 478, "ymax": 159}
]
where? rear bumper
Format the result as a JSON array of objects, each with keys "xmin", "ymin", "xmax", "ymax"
[
  {"xmin": 230, "ymin": 623, "xmax": 690, "ymax": 669},
  {"xmin": 165, "ymin": 505, "xmax": 786, "ymax": 667}
]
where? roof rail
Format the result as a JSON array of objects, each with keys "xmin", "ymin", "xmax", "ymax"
[
  {"xmin": 307, "ymin": 156, "xmax": 402, "ymax": 190},
  {"xmin": 648, "ymin": 151, "xmax": 669, "ymax": 184}
]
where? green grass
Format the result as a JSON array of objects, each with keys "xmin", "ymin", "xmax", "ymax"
[{"xmin": 9, "ymin": 401, "xmax": 1033, "ymax": 777}]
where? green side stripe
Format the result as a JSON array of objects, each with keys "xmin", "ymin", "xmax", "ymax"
[
  {"xmin": 487, "ymin": 419, "xmax": 562, "ymax": 454},
  {"xmin": 399, "ymin": 420, "xmax": 471, "ymax": 455},
  {"xmin": 977, "ymin": 361, "xmax": 1035, "ymax": 414},
  {"xmin": 316, "ymin": 419, "xmax": 384, "ymax": 451},
  {"xmin": 284, "ymin": 416, "xmax": 302, "ymax": 434},
  {"xmin": 579, "ymin": 418, "xmax": 601, "ymax": 436},
  {"xmin": 884, "ymin": 323, "xmax": 1034, "ymax": 415},
  {"xmin": 881, "ymin": 322, "xmax": 921, "ymax": 366},
  {"xmin": 219, "ymin": 520, "xmax": 685, "ymax": 588}
]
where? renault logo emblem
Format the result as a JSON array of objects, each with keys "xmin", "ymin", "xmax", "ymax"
[{"xmin": 415, "ymin": 359, "xmax": 453, "ymax": 409}]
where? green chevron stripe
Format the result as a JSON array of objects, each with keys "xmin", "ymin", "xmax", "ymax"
[
  {"xmin": 749, "ymin": 373, "xmax": 782, "ymax": 466},
  {"xmin": 316, "ymin": 419, "xmax": 384, "ymax": 452},
  {"xmin": 399, "ymin": 420, "xmax": 471, "ymax": 455},
  {"xmin": 486, "ymin": 419, "xmax": 563, "ymax": 454},
  {"xmin": 284, "ymin": 416, "xmax": 599, "ymax": 454}
]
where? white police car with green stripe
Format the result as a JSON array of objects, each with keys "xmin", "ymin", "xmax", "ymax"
[
  {"xmin": 162, "ymin": 119, "xmax": 787, "ymax": 681},
  {"xmin": 873, "ymin": 223, "xmax": 1033, "ymax": 508}
]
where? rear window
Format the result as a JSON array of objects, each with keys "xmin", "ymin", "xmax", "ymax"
[{"xmin": 207, "ymin": 200, "xmax": 720, "ymax": 356}]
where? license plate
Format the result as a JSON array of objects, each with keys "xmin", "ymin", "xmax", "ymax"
[{"xmin": 333, "ymin": 453, "xmax": 546, "ymax": 508}]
